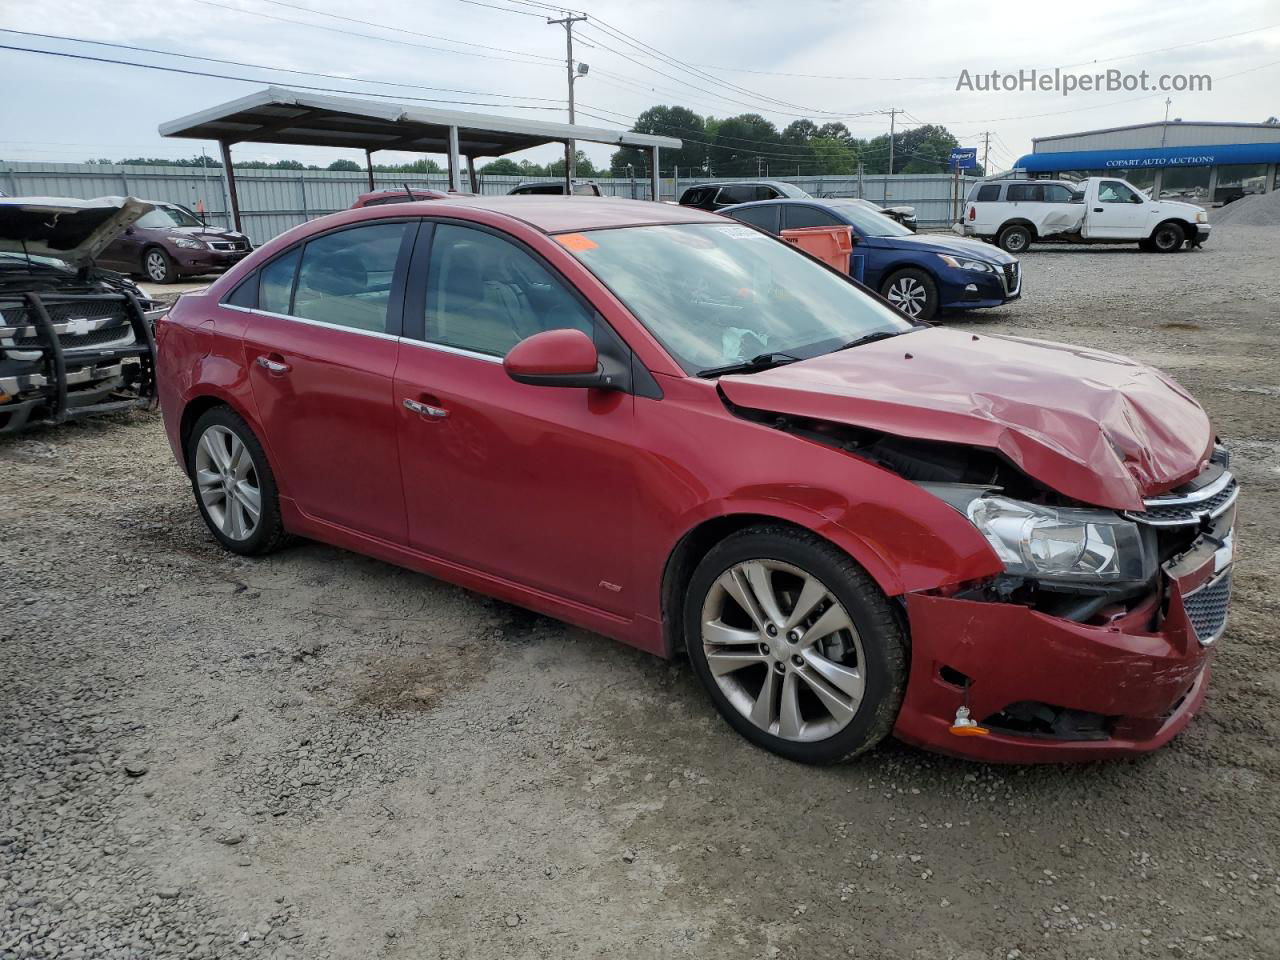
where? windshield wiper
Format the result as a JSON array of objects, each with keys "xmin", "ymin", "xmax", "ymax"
[
  {"xmin": 832, "ymin": 329, "xmax": 910, "ymax": 353},
  {"xmin": 697, "ymin": 351, "xmax": 802, "ymax": 378}
]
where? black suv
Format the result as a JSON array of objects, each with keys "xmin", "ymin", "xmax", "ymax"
[
  {"xmin": 1, "ymin": 197, "xmax": 159, "ymax": 433},
  {"xmin": 678, "ymin": 180, "xmax": 810, "ymax": 212}
]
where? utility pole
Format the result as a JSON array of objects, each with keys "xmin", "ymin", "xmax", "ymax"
[
  {"xmin": 982, "ymin": 131, "xmax": 991, "ymax": 176},
  {"xmin": 1161, "ymin": 97, "xmax": 1173, "ymax": 148},
  {"xmin": 548, "ymin": 13, "xmax": 587, "ymax": 183},
  {"xmin": 886, "ymin": 108, "xmax": 900, "ymax": 200}
]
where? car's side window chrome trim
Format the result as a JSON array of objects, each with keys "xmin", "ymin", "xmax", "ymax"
[{"xmin": 219, "ymin": 303, "xmax": 402, "ymax": 342}]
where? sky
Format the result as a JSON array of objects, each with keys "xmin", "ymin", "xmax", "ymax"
[{"xmin": 2, "ymin": 0, "xmax": 1279, "ymax": 174}]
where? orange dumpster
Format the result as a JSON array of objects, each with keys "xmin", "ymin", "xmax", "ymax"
[{"xmin": 780, "ymin": 225, "xmax": 853, "ymax": 273}]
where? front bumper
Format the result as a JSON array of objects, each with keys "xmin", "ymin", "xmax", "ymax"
[
  {"xmin": 939, "ymin": 261, "xmax": 1020, "ymax": 310},
  {"xmin": 1191, "ymin": 223, "xmax": 1211, "ymax": 246},
  {"xmin": 894, "ymin": 553, "xmax": 1226, "ymax": 763},
  {"xmin": 175, "ymin": 248, "xmax": 250, "ymax": 276}
]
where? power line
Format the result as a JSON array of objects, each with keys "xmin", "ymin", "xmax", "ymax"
[
  {"xmin": 189, "ymin": 0, "xmax": 559, "ymax": 67},
  {"xmin": 0, "ymin": 29, "xmax": 566, "ymax": 103},
  {"xmin": 249, "ymin": 0, "xmax": 561, "ymax": 60},
  {"xmin": 0, "ymin": 43, "xmax": 569, "ymax": 111}
]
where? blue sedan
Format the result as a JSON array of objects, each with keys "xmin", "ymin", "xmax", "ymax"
[{"xmin": 722, "ymin": 197, "xmax": 1020, "ymax": 322}]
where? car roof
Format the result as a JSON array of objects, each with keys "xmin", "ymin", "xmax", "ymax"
[{"xmin": 397, "ymin": 195, "xmax": 725, "ymax": 233}]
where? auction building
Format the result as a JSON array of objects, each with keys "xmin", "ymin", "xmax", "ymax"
[{"xmin": 1014, "ymin": 120, "xmax": 1280, "ymax": 203}]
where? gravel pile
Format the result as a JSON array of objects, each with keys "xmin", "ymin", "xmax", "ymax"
[{"xmin": 1210, "ymin": 189, "xmax": 1280, "ymax": 227}]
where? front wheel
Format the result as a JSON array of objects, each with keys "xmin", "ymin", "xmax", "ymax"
[
  {"xmin": 881, "ymin": 268, "xmax": 938, "ymax": 322},
  {"xmin": 684, "ymin": 526, "xmax": 908, "ymax": 765},
  {"xmin": 1151, "ymin": 222, "xmax": 1186, "ymax": 253}
]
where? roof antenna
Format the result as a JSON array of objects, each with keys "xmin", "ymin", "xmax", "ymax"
[{"xmin": 403, "ymin": 182, "xmax": 414, "ymax": 201}]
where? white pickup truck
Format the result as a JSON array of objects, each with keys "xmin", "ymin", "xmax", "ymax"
[{"xmin": 959, "ymin": 177, "xmax": 1211, "ymax": 254}]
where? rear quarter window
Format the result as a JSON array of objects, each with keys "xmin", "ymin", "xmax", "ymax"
[{"xmin": 975, "ymin": 184, "xmax": 1001, "ymax": 202}]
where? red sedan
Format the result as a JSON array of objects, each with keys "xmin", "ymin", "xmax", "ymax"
[{"xmin": 155, "ymin": 196, "xmax": 1235, "ymax": 764}]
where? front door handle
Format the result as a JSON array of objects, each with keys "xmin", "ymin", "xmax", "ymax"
[
  {"xmin": 1093, "ymin": 207, "xmax": 1104, "ymax": 213},
  {"xmin": 403, "ymin": 397, "xmax": 449, "ymax": 420},
  {"xmin": 255, "ymin": 355, "xmax": 290, "ymax": 374}
]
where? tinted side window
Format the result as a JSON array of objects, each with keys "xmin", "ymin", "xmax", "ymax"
[
  {"xmin": 783, "ymin": 205, "xmax": 843, "ymax": 230},
  {"xmin": 1006, "ymin": 184, "xmax": 1044, "ymax": 202},
  {"xmin": 730, "ymin": 205, "xmax": 780, "ymax": 234},
  {"xmin": 424, "ymin": 224, "xmax": 594, "ymax": 358},
  {"xmin": 975, "ymin": 184, "xmax": 1001, "ymax": 202},
  {"xmin": 757, "ymin": 186, "xmax": 781, "ymax": 201},
  {"xmin": 258, "ymin": 248, "xmax": 300, "ymax": 315},
  {"xmin": 1042, "ymin": 184, "xmax": 1075, "ymax": 202},
  {"xmin": 717, "ymin": 185, "xmax": 753, "ymax": 206},
  {"xmin": 292, "ymin": 222, "xmax": 407, "ymax": 333},
  {"xmin": 680, "ymin": 187, "xmax": 714, "ymax": 207}
]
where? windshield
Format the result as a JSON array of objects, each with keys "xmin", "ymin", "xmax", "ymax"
[
  {"xmin": 557, "ymin": 222, "xmax": 911, "ymax": 374},
  {"xmin": 136, "ymin": 205, "xmax": 204, "ymax": 229},
  {"xmin": 0, "ymin": 251, "xmax": 74, "ymax": 272},
  {"xmin": 823, "ymin": 200, "xmax": 914, "ymax": 237}
]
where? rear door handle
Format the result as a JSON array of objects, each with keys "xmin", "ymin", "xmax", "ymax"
[
  {"xmin": 255, "ymin": 355, "xmax": 290, "ymax": 374},
  {"xmin": 403, "ymin": 397, "xmax": 449, "ymax": 419}
]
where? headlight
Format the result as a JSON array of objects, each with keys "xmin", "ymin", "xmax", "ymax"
[
  {"xmin": 927, "ymin": 487, "xmax": 1151, "ymax": 582},
  {"xmin": 1195, "ymin": 211, "xmax": 1208, "ymax": 224},
  {"xmin": 937, "ymin": 254, "xmax": 994, "ymax": 272},
  {"xmin": 173, "ymin": 237, "xmax": 205, "ymax": 249}
]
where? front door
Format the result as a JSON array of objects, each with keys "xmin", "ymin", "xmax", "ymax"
[
  {"xmin": 1083, "ymin": 180, "xmax": 1152, "ymax": 239},
  {"xmin": 394, "ymin": 221, "xmax": 637, "ymax": 616},
  {"xmin": 239, "ymin": 220, "xmax": 414, "ymax": 543}
]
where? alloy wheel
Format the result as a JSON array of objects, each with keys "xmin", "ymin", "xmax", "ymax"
[
  {"xmin": 146, "ymin": 250, "xmax": 168, "ymax": 282},
  {"xmin": 194, "ymin": 424, "xmax": 262, "ymax": 541},
  {"xmin": 886, "ymin": 277, "xmax": 927, "ymax": 317},
  {"xmin": 700, "ymin": 559, "xmax": 866, "ymax": 742}
]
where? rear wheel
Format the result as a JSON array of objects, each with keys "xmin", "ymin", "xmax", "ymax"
[
  {"xmin": 997, "ymin": 224, "xmax": 1032, "ymax": 254},
  {"xmin": 684, "ymin": 526, "xmax": 908, "ymax": 765},
  {"xmin": 1151, "ymin": 222, "xmax": 1186, "ymax": 253},
  {"xmin": 186, "ymin": 406, "xmax": 288, "ymax": 556},
  {"xmin": 143, "ymin": 246, "xmax": 176, "ymax": 283},
  {"xmin": 881, "ymin": 268, "xmax": 938, "ymax": 322}
]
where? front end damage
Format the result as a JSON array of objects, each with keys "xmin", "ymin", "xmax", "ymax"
[
  {"xmin": 0, "ymin": 289, "xmax": 158, "ymax": 433},
  {"xmin": 721, "ymin": 365, "xmax": 1234, "ymax": 760}
]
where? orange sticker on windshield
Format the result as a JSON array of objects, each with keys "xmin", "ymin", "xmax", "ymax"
[{"xmin": 555, "ymin": 233, "xmax": 598, "ymax": 251}]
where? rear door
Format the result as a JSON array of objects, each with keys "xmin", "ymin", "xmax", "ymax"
[
  {"xmin": 237, "ymin": 219, "xmax": 415, "ymax": 543},
  {"xmin": 393, "ymin": 220, "xmax": 638, "ymax": 616},
  {"xmin": 1082, "ymin": 180, "xmax": 1151, "ymax": 238}
]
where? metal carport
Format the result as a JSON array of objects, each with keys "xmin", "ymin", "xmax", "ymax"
[{"xmin": 158, "ymin": 86, "xmax": 681, "ymax": 231}]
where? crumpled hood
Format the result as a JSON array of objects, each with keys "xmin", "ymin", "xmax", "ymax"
[
  {"xmin": 0, "ymin": 196, "xmax": 153, "ymax": 265},
  {"xmin": 718, "ymin": 328, "xmax": 1212, "ymax": 510}
]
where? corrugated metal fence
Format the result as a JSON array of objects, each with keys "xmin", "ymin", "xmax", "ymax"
[{"xmin": 0, "ymin": 161, "xmax": 980, "ymax": 244}]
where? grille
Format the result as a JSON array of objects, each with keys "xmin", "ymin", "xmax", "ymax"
[
  {"xmin": 2, "ymin": 298, "xmax": 132, "ymax": 351},
  {"xmin": 1184, "ymin": 571, "xmax": 1231, "ymax": 645},
  {"xmin": 15, "ymin": 325, "xmax": 133, "ymax": 350},
  {"xmin": 209, "ymin": 240, "xmax": 249, "ymax": 252},
  {"xmin": 1128, "ymin": 475, "xmax": 1238, "ymax": 526},
  {"xmin": 1001, "ymin": 262, "xmax": 1019, "ymax": 293}
]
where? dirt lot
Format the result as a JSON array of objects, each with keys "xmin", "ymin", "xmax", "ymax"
[{"xmin": 3, "ymin": 225, "xmax": 1278, "ymax": 960}]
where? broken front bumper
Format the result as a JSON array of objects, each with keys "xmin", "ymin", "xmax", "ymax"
[
  {"xmin": 0, "ymin": 291, "xmax": 158, "ymax": 433},
  {"xmin": 893, "ymin": 534, "xmax": 1231, "ymax": 763}
]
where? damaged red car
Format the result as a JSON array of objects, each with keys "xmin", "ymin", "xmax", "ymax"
[{"xmin": 155, "ymin": 196, "xmax": 1236, "ymax": 764}]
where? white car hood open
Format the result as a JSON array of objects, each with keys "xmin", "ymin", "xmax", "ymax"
[{"xmin": 0, "ymin": 196, "xmax": 154, "ymax": 266}]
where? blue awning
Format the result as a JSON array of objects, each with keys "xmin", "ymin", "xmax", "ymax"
[{"xmin": 1015, "ymin": 141, "xmax": 1280, "ymax": 171}]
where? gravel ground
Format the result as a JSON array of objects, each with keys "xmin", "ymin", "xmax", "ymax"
[{"xmin": 3, "ymin": 225, "xmax": 1278, "ymax": 960}]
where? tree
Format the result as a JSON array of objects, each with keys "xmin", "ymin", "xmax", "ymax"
[
  {"xmin": 780, "ymin": 119, "xmax": 818, "ymax": 147},
  {"xmin": 548, "ymin": 151, "xmax": 598, "ymax": 178},
  {"xmin": 328, "ymin": 159, "xmax": 362, "ymax": 171},
  {"xmin": 809, "ymin": 137, "xmax": 856, "ymax": 175},
  {"xmin": 609, "ymin": 105, "xmax": 707, "ymax": 175},
  {"xmin": 478, "ymin": 158, "xmax": 524, "ymax": 177},
  {"xmin": 709, "ymin": 113, "xmax": 781, "ymax": 177}
]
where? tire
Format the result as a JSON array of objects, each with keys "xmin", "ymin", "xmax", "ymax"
[
  {"xmin": 996, "ymin": 224, "xmax": 1032, "ymax": 254},
  {"xmin": 143, "ymin": 246, "xmax": 177, "ymax": 284},
  {"xmin": 683, "ymin": 525, "xmax": 908, "ymax": 765},
  {"xmin": 880, "ymin": 268, "xmax": 939, "ymax": 322},
  {"xmin": 185, "ymin": 406, "xmax": 288, "ymax": 556},
  {"xmin": 1150, "ymin": 221, "xmax": 1186, "ymax": 253}
]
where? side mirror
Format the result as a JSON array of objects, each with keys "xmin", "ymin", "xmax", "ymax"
[
  {"xmin": 504, "ymin": 328, "xmax": 609, "ymax": 389},
  {"xmin": 124, "ymin": 227, "xmax": 134, "ymax": 235}
]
